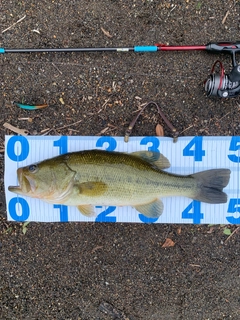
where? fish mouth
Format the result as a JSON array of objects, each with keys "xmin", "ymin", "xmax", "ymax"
[{"xmin": 8, "ymin": 168, "xmax": 35, "ymax": 195}]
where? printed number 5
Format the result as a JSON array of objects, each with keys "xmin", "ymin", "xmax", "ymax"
[
  {"xmin": 226, "ymin": 199, "xmax": 240, "ymax": 224},
  {"xmin": 228, "ymin": 137, "xmax": 240, "ymax": 163}
]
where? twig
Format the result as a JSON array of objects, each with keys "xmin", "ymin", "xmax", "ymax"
[
  {"xmin": 222, "ymin": 10, "xmax": 230, "ymax": 24},
  {"xmin": 3, "ymin": 122, "xmax": 28, "ymax": 136},
  {"xmin": 2, "ymin": 15, "xmax": 26, "ymax": 33},
  {"xmin": 217, "ymin": 112, "xmax": 231, "ymax": 122},
  {"xmin": 100, "ymin": 27, "xmax": 113, "ymax": 38},
  {"xmin": 225, "ymin": 226, "xmax": 240, "ymax": 243},
  {"xmin": 96, "ymin": 127, "xmax": 109, "ymax": 136},
  {"xmin": 55, "ymin": 119, "xmax": 82, "ymax": 130},
  {"xmin": 52, "ymin": 63, "xmax": 63, "ymax": 75},
  {"xmin": 179, "ymin": 125, "xmax": 194, "ymax": 135}
]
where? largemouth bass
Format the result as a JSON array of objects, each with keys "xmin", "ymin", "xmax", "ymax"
[{"xmin": 8, "ymin": 150, "xmax": 231, "ymax": 218}]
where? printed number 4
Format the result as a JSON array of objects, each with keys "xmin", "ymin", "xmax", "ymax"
[
  {"xmin": 183, "ymin": 137, "xmax": 205, "ymax": 161},
  {"xmin": 182, "ymin": 201, "xmax": 204, "ymax": 224}
]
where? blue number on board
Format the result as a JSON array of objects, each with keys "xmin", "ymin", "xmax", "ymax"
[
  {"xmin": 183, "ymin": 137, "xmax": 205, "ymax": 161},
  {"xmin": 96, "ymin": 137, "xmax": 117, "ymax": 151},
  {"xmin": 95, "ymin": 206, "xmax": 117, "ymax": 222},
  {"xmin": 139, "ymin": 137, "xmax": 160, "ymax": 223},
  {"xmin": 53, "ymin": 136, "xmax": 68, "ymax": 155},
  {"xmin": 228, "ymin": 137, "xmax": 240, "ymax": 163},
  {"xmin": 226, "ymin": 198, "xmax": 240, "ymax": 224},
  {"xmin": 138, "ymin": 213, "xmax": 159, "ymax": 224},
  {"xmin": 7, "ymin": 136, "xmax": 29, "ymax": 161},
  {"xmin": 8, "ymin": 197, "xmax": 30, "ymax": 221},
  {"xmin": 182, "ymin": 200, "xmax": 203, "ymax": 223},
  {"xmin": 53, "ymin": 204, "xmax": 69, "ymax": 222},
  {"xmin": 140, "ymin": 137, "xmax": 160, "ymax": 153}
]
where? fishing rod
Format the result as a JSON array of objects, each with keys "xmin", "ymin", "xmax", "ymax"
[{"xmin": 1, "ymin": 41, "xmax": 240, "ymax": 98}]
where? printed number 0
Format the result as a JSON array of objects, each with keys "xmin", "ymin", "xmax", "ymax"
[
  {"xmin": 8, "ymin": 197, "xmax": 30, "ymax": 221},
  {"xmin": 7, "ymin": 136, "xmax": 29, "ymax": 161}
]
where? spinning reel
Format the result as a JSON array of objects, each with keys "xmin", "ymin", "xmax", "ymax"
[{"xmin": 204, "ymin": 42, "xmax": 240, "ymax": 98}]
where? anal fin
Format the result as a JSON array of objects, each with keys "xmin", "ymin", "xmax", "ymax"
[{"xmin": 134, "ymin": 199, "xmax": 163, "ymax": 218}]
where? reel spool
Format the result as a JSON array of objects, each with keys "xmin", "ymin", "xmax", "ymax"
[{"xmin": 204, "ymin": 61, "xmax": 240, "ymax": 98}]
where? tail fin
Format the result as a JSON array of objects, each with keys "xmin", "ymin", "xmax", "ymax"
[{"xmin": 191, "ymin": 169, "xmax": 231, "ymax": 204}]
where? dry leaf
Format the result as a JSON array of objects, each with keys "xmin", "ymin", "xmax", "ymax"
[
  {"xmin": 101, "ymin": 27, "xmax": 113, "ymax": 38},
  {"xmin": 162, "ymin": 238, "xmax": 175, "ymax": 248},
  {"xmin": 156, "ymin": 123, "xmax": 164, "ymax": 136}
]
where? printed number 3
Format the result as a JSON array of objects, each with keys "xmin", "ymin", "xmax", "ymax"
[{"xmin": 140, "ymin": 137, "xmax": 160, "ymax": 153}]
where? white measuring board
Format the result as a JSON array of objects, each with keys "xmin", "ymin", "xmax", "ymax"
[{"xmin": 4, "ymin": 135, "xmax": 240, "ymax": 224}]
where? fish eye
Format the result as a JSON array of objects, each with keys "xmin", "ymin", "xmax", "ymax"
[{"xmin": 28, "ymin": 164, "xmax": 38, "ymax": 173}]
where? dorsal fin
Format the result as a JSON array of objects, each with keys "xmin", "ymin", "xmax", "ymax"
[{"xmin": 131, "ymin": 151, "xmax": 170, "ymax": 169}]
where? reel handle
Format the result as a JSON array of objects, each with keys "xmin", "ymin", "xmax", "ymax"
[{"xmin": 206, "ymin": 42, "xmax": 240, "ymax": 67}]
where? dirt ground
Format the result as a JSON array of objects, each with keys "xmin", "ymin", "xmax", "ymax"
[{"xmin": 0, "ymin": 1, "xmax": 240, "ymax": 319}]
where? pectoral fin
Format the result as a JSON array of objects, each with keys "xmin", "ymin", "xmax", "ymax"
[
  {"xmin": 77, "ymin": 204, "xmax": 96, "ymax": 217},
  {"xmin": 134, "ymin": 199, "xmax": 163, "ymax": 218},
  {"xmin": 131, "ymin": 151, "xmax": 170, "ymax": 169},
  {"xmin": 77, "ymin": 181, "xmax": 107, "ymax": 196}
]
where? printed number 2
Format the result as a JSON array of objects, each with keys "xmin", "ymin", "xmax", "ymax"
[
  {"xmin": 95, "ymin": 206, "xmax": 117, "ymax": 222},
  {"xmin": 96, "ymin": 137, "xmax": 117, "ymax": 151},
  {"xmin": 183, "ymin": 137, "xmax": 205, "ymax": 161},
  {"xmin": 226, "ymin": 199, "xmax": 240, "ymax": 224}
]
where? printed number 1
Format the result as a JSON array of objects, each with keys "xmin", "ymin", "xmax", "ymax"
[
  {"xmin": 53, "ymin": 136, "xmax": 68, "ymax": 155},
  {"xmin": 54, "ymin": 205, "xmax": 68, "ymax": 222}
]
